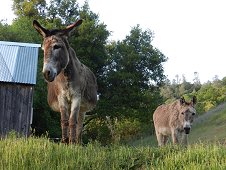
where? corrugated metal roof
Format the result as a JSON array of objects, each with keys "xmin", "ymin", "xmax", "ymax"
[{"xmin": 0, "ymin": 41, "xmax": 41, "ymax": 85}]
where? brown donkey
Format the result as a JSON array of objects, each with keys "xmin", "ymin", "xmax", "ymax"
[
  {"xmin": 153, "ymin": 96, "xmax": 197, "ymax": 146},
  {"xmin": 33, "ymin": 19, "xmax": 98, "ymax": 144}
]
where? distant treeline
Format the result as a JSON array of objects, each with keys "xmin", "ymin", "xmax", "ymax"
[{"xmin": 160, "ymin": 75, "xmax": 226, "ymax": 114}]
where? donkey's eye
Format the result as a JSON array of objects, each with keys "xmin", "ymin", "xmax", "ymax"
[
  {"xmin": 53, "ymin": 45, "xmax": 61, "ymax": 50},
  {"xmin": 192, "ymin": 113, "xmax": 195, "ymax": 116},
  {"xmin": 181, "ymin": 112, "xmax": 184, "ymax": 115}
]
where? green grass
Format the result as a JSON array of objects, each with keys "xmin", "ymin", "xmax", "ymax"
[
  {"xmin": 189, "ymin": 104, "xmax": 226, "ymax": 144},
  {"xmin": 1, "ymin": 104, "xmax": 226, "ymax": 169},
  {"xmin": 0, "ymin": 136, "xmax": 226, "ymax": 169}
]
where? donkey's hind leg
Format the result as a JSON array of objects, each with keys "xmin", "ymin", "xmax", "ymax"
[
  {"xmin": 76, "ymin": 111, "xmax": 85, "ymax": 144},
  {"xmin": 163, "ymin": 136, "xmax": 169, "ymax": 145},
  {"xmin": 156, "ymin": 131, "xmax": 165, "ymax": 146}
]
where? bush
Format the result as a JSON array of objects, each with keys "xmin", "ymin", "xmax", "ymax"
[
  {"xmin": 83, "ymin": 117, "xmax": 144, "ymax": 145},
  {"xmin": 83, "ymin": 118, "xmax": 111, "ymax": 145},
  {"xmin": 114, "ymin": 118, "xmax": 142, "ymax": 142}
]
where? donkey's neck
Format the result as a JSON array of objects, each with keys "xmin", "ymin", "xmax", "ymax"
[{"xmin": 63, "ymin": 47, "xmax": 80, "ymax": 79}]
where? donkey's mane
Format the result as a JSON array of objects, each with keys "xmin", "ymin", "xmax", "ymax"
[{"xmin": 45, "ymin": 29, "xmax": 63, "ymax": 37}]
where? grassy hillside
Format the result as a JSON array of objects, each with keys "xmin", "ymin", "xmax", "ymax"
[
  {"xmin": 130, "ymin": 102, "xmax": 226, "ymax": 147},
  {"xmin": 190, "ymin": 102, "xmax": 226, "ymax": 144}
]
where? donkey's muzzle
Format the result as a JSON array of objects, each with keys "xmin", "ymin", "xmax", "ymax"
[
  {"xmin": 184, "ymin": 127, "xmax": 190, "ymax": 134},
  {"xmin": 43, "ymin": 70, "xmax": 56, "ymax": 82}
]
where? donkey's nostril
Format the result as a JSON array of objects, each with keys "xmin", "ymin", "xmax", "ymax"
[
  {"xmin": 43, "ymin": 70, "xmax": 54, "ymax": 82},
  {"xmin": 44, "ymin": 70, "xmax": 50, "ymax": 77},
  {"xmin": 46, "ymin": 70, "xmax": 50, "ymax": 76}
]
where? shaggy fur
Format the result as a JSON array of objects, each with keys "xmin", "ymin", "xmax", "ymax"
[
  {"xmin": 153, "ymin": 96, "xmax": 197, "ymax": 146},
  {"xmin": 33, "ymin": 19, "xmax": 97, "ymax": 144}
]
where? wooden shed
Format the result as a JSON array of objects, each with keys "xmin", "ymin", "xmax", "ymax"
[{"xmin": 0, "ymin": 41, "xmax": 40, "ymax": 137}]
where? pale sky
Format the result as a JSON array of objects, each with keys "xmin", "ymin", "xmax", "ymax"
[{"xmin": 1, "ymin": 0, "xmax": 226, "ymax": 83}]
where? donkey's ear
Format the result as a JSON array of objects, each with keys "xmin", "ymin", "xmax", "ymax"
[
  {"xmin": 191, "ymin": 96, "xmax": 197, "ymax": 106},
  {"xmin": 33, "ymin": 20, "xmax": 49, "ymax": 38},
  {"xmin": 180, "ymin": 97, "xmax": 185, "ymax": 105},
  {"xmin": 64, "ymin": 19, "xmax": 83, "ymax": 36}
]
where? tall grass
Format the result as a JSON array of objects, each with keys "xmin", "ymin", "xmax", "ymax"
[{"xmin": 0, "ymin": 135, "xmax": 226, "ymax": 170}]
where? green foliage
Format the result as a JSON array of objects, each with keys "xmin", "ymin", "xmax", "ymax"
[
  {"xmin": 160, "ymin": 75, "xmax": 226, "ymax": 114},
  {"xmin": 10, "ymin": 17, "xmax": 41, "ymax": 43},
  {"xmin": 99, "ymin": 25, "xmax": 166, "ymax": 122},
  {"xmin": 47, "ymin": 0, "xmax": 79, "ymax": 25},
  {"xmin": 0, "ymin": 22, "xmax": 17, "ymax": 41},
  {"xmin": 84, "ymin": 118, "xmax": 111, "ymax": 145},
  {"xmin": 196, "ymin": 80, "xmax": 226, "ymax": 113},
  {"xmin": 12, "ymin": 0, "xmax": 47, "ymax": 18},
  {"xmin": 114, "ymin": 118, "xmax": 142, "ymax": 142}
]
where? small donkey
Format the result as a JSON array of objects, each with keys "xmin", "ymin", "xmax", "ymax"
[
  {"xmin": 153, "ymin": 96, "xmax": 197, "ymax": 146},
  {"xmin": 33, "ymin": 19, "xmax": 98, "ymax": 144}
]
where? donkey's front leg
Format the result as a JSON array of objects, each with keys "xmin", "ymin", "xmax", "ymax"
[
  {"xmin": 181, "ymin": 133, "xmax": 188, "ymax": 145},
  {"xmin": 59, "ymin": 104, "xmax": 69, "ymax": 144},
  {"xmin": 69, "ymin": 97, "xmax": 81, "ymax": 144},
  {"xmin": 171, "ymin": 129, "xmax": 179, "ymax": 144}
]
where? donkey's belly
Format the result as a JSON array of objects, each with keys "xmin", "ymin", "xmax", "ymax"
[
  {"xmin": 47, "ymin": 81, "xmax": 97, "ymax": 113},
  {"xmin": 80, "ymin": 100, "xmax": 95, "ymax": 113},
  {"xmin": 49, "ymin": 98, "xmax": 94, "ymax": 113}
]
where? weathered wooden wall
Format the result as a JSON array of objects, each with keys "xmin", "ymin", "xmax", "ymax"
[{"xmin": 0, "ymin": 82, "xmax": 34, "ymax": 137}]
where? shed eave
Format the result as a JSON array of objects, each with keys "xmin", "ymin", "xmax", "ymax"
[{"xmin": 0, "ymin": 41, "xmax": 41, "ymax": 48}]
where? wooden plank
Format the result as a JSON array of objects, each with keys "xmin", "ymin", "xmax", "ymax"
[
  {"xmin": 25, "ymin": 87, "xmax": 33, "ymax": 137},
  {"xmin": 20, "ymin": 85, "xmax": 30, "ymax": 136},
  {"xmin": 12, "ymin": 85, "xmax": 20, "ymax": 133},
  {"xmin": 0, "ymin": 85, "xmax": 6, "ymax": 137},
  {"xmin": 16, "ymin": 85, "xmax": 23, "ymax": 135},
  {"xmin": 0, "ymin": 83, "xmax": 34, "ymax": 137},
  {"xmin": 1, "ymin": 85, "xmax": 7, "ymax": 137},
  {"xmin": 8, "ymin": 84, "xmax": 14, "ymax": 134},
  {"xmin": 4, "ymin": 85, "xmax": 10, "ymax": 135},
  {"xmin": 10, "ymin": 84, "xmax": 16, "ymax": 131}
]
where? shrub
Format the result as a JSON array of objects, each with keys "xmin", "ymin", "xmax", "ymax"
[{"xmin": 114, "ymin": 118, "xmax": 142, "ymax": 142}]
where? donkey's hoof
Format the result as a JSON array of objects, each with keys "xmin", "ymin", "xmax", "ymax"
[{"xmin": 61, "ymin": 137, "xmax": 69, "ymax": 144}]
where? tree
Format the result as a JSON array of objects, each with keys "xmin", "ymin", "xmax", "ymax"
[
  {"xmin": 193, "ymin": 72, "xmax": 201, "ymax": 91},
  {"xmin": 0, "ymin": 22, "xmax": 16, "ymax": 41},
  {"xmin": 99, "ymin": 25, "xmax": 167, "ymax": 122},
  {"xmin": 13, "ymin": 0, "xmax": 47, "ymax": 18},
  {"xmin": 47, "ymin": 0, "xmax": 79, "ymax": 25}
]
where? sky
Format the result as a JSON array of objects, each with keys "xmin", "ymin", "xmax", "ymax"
[{"xmin": 1, "ymin": 0, "xmax": 226, "ymax": 83}]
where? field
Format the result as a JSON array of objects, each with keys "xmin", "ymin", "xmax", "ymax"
[{"xmin": 1, "ymin": 103, "xmax": 226, "ymax": 169}]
